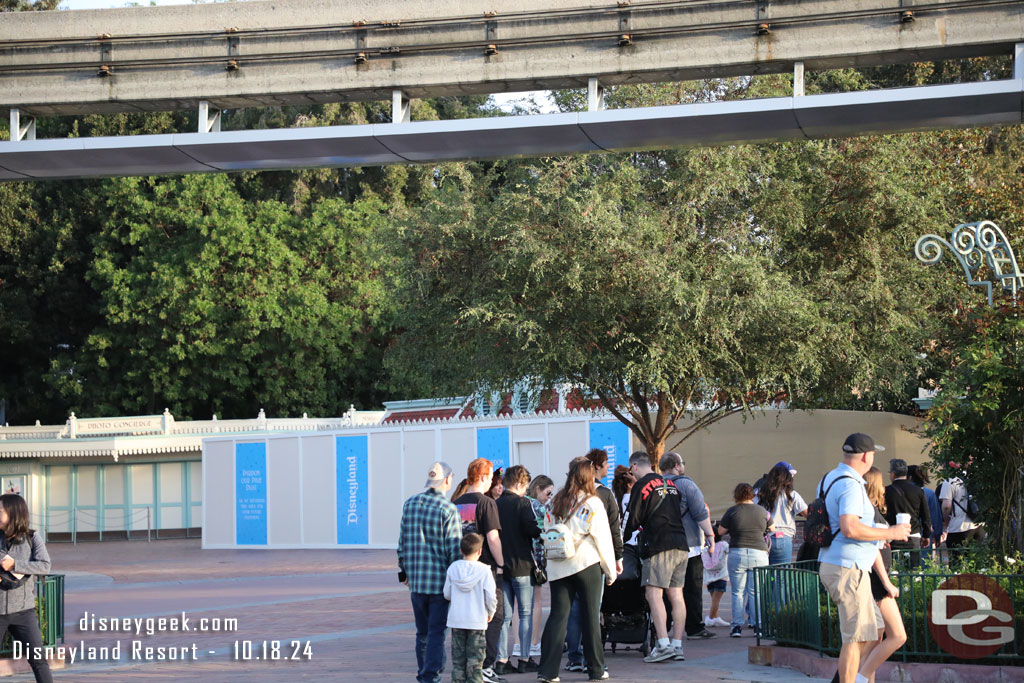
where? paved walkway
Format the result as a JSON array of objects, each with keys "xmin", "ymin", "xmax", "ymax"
[{"xmin": 10, "ymin": 540, "xmax": 828, "ymax": 681}]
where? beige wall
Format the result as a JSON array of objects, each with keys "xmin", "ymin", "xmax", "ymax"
[{"xmin": 670, "ymin": 409, "xmax": 930, "ymax": 519}]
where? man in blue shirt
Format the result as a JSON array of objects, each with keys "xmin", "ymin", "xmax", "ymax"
[
  {"xmin": 818, "ymin": 433, "xmax": 909, "ymax": 683},
  {"xmin": 399, "ymin": 461, "xmax": 463, "ymax": 683}
]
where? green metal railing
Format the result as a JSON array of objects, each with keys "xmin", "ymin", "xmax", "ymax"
[
  {"xmin": 0, "ymin": 575, "xmax": 65, "ymax": 656},
  {"xmin": 755, "ymin": 561, "xmax": 1024, "ymax": 664}
]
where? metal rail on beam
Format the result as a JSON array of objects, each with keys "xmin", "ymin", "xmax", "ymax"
[
  {"xmin": 1, "ymin": 78, "xmax": 1021, "ymax": 181},
  {"xmin": 1, "ymin": 0, "xmax": 1022, "ymax": 117}
]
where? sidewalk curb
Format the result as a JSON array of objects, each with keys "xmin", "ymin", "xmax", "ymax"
[{"xmin": 749, "ymin": 645, "xmax": 1024, "ymax": 682}]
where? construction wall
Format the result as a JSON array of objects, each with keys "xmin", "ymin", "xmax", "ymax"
[{"xmin": 201, "ymin": 408, "xmax": 929, "ymax": 549}]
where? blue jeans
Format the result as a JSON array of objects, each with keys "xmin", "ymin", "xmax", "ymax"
[
  {"xmin": 565, "ymin": 582, "xmax": 604, "ymax": 666},
  {"xmin": 767, "ymin": 536, "xmax": 793, "ymax": 604},
  {"xmin": 498, "ymin": 575, "xmax": 534, "ymax": 661},
  {"xmin": 411, "ymin": 592, "xmax": 449, "ymax": 683},
  {"xmin": 727, "ymin": 547, "xmax": 768, "ymax": 629}
]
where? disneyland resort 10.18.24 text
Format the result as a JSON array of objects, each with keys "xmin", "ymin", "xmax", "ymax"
[{"xmin": 11, "ymin": 612, "xmax": 314, "ymax": 664}]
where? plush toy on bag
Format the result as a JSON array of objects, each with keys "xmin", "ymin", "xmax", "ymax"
[{"xmin": 542, "ymin": 501, "xmax": 591, "ymax": 560}]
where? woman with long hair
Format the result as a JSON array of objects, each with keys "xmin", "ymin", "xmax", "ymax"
[
  {"xmin": 717, "ymin": 483, "xmax": 770, "ymax": 638},
  {"xmin": 538, "ymin": 458, "xmax": 616, "ymax": 683},
  {"xmin": 758, "ymin": 464, "xmax": 808, "ymax": 565},
  {"xmin": 611, "ymin": 465, "xmax": 635, "ymax": 512},
  {"xmin": 828, "ymin": 468, "xmax": 907, "ymax": 683},
  {"xmin": 525, "ymin": 475, "xmax": 555, "ymax": 662},
  {"xmin": 0, "ymin": 494, "xmax": 53, "ymax": 683}
]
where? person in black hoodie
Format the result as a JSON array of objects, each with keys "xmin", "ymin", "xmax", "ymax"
[
  {"xmin": 623, "ymin": 451, "xmax": 689, "ymax": 664},
  {"xmin": 494, "ymin": 466, "xmax": 542, "ymax": 675},
  {"xmin": 884, "ymin": 458, "xmax": 931, "ymax": 567}
]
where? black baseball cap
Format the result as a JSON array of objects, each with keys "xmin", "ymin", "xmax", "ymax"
[{"xmin": 842, "ymin": 433, "xmax": 885, "ymax": 455}]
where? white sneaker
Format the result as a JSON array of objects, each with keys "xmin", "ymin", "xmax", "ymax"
[
  {"xmin": 643, "ymin": 645, "xmax": 675, "ymax": 663},
  {"xmin": 530, "ymin": 643, "xmax": 541, "ymax": 657},
  {"xmin": 512, "ymin": 644, "xmax": 520, "ymax": 657},
  {"xmin": 713, "ymin": 617, "xmax": 730, "ymax": 628},
  {"xmin": 704, "ymin": 615, "xmax": 715, "ymax": 628},
  {"xmin": 672, "ymin": 646, "xmax": 685, "ymax": 661}
]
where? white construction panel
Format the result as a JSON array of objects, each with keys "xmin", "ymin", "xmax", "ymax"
[
  {"xmin": 403, "ymin": 430, "xmax": 437, "ymax": 504},
  {"xmin": 268, "ymin": 438, "xmax": 301, "ymax": 545},
  {"xmin": 439, "ymin": 427, "xmax": 474, "ymax": 489},
  {"xmin": 516, "ymin": 442, "xmax": 545, "ymax": 481},
  {"xmin": 546, "ymin": 421, "xmax": 588, "ymax": 488},
  {"xmin": 104, "ymin": 507, "xmax": 127, "ymax": 531},
  {"xmin": 202, "ymin": 439, "xmax": 235, "ymax": 546},
  {"xmin": 300, "ymin": 435, "xmax": 335, "ymax": 545},
  {"xmin": 369, "ymin": 431, "xmax": 401, "ymax": 546}
]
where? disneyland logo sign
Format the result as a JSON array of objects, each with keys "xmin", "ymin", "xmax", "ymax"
[{"xmin": 928, "ymin": 574, "xmax": 1015, "ymax": 659}]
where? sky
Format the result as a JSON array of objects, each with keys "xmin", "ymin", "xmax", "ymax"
[{"xmin": 58, "ymin": 0, "xmax": 554, "ymax": 113}]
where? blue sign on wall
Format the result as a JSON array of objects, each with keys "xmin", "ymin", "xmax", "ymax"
[
  {"xmin": 477, "ymin": 427, "xmax": 510, "ymax": 473},
  {"xmin": 235, "ymin": 442, "xmax": 268, "ymax": 545},
  {"xmin": 337, "ymin": 435, "xmax": 369, "ymax": 545},
  {"xmin": 589, "ymin": 421, "xmax": 631, "ymax": 487}
]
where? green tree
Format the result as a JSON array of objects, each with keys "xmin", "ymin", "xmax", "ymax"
[
  {"xmin": 47, "ymin": 174, "xmax": 394, "ymax": 418},
  {"xmin": 927, "ymin": 305, "xmax": 1024, "ymax": 554}
]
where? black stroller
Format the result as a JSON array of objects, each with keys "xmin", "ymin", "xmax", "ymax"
[{"xmin": 601, "ymin": 546, "xmax": 656, "ymax": 655}]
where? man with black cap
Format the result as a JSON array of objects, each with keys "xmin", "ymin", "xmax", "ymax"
[
  {"xmin": 818, "ymin": 434, "xmax": 910, "ymax": 683},
  {"xmin": 399, "ymin": 461, "xmax": 463, "ymax": 683}
]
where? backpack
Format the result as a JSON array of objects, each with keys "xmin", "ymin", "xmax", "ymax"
[
  {"xmin": 942, "ymin": 477, "xmax": 982, "ymax": 521},
  {"xmin": 803, "ymin": 475, "xmax": 855, "ymax": 548},
  {"xmin": 542, "ymin": 500, "xmax": 586, "ymax": 560}
]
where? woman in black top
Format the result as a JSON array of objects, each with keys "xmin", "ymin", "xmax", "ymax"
[
  {"xmin": 858, "ymin": 468, "xmax": 907, "ymax": 676},
  {"xmin": 717, "ymin": 483, "xmax": 770, "ymax": 638}
]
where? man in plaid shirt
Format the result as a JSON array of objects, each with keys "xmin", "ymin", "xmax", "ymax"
[{"xmin": 399, "ymin": 461, "xmax": 463, "ymax": 683}]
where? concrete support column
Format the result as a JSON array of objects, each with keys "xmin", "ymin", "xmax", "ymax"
[
  {"xmin": 9, "ymin": 108, "xmax": 36, "ymax": 141},
  {"xmin": 793, "ymin": 61, "xmax": 805, "ymax": 97},
  {"xmin": 1015, "ymin": 43, "xmax": 1023, "ymax": 80},
  {"xmin": 198, "ymin": 100, "xmax": 221, "ymax": 133},
  {"xmin": 392, "ymin": 89, "xmax": 411, "ymax": 124},
  {"xmin": 588, "ymin": 77, "xmax": 605, "ymax": 111}
]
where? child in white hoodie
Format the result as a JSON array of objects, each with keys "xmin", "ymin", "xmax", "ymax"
[{"xmin": 444, "ymin": 533, "xmax": 498, "ymax": 683}]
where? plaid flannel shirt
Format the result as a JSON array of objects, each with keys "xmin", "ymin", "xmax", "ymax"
[{"xmin": 398, "ymin": 487, "xmax": 463, "ymax": 594}]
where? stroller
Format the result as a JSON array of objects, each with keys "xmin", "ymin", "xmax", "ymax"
[{"xmin": 601, "ymin": 546, "xmax": 656, "ymax": 655}]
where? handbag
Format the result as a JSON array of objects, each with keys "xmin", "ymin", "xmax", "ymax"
[{"xmin": 530, "ymin": 556, "xmax": 547, "ymax": 586}]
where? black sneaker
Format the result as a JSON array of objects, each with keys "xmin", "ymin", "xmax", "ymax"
[
  {"xmin": 564, "ymin": 662, "xmax": 585, "ymax": 672},
  {"xmin": 518, "ymin": 658, "xmax": 539, "ymax": 674},
  {"xmin": 730, "ymin": 626, "xmax": 742, "ymax": 638},
  {"xmin": 494, "ymin": 661, "xmax": 515, "ymax": 676},
  {"xmin": 687, "ymin": 628, "xmax": 718, "ymax": 640}
]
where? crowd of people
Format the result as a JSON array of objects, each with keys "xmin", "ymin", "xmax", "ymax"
[{"xmin": 397, "ymin": 434, "xmax": 987, "ymax": 683}]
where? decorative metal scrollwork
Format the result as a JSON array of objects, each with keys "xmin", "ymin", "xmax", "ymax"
[{"xmin": 915, "ymin": 221, "xmax": 1023, "ymax": 307}]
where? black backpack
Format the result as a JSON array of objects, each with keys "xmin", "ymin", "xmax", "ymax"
[
  {"xmin": 803, "ymin": 475, "xmax": 855, "ymax": 548},
  {"xmin": 939, "ymin": 478, "xmax": 982, "ymax": 521}
]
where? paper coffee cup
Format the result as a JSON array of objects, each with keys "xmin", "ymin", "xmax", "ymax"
[{"xmin": 896, "ymin": 513, "xmax": 910, "ymax": 526}]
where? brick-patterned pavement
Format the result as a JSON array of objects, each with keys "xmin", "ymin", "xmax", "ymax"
[{"xmin": 6, "ymin": 540, "xmax": 828, "ymax": 681}]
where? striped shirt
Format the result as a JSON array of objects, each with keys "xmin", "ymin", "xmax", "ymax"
[{"xmin": 398, "ymin": 488, "xmax": 463, "ymax": 594}]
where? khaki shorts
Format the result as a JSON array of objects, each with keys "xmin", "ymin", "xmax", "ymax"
[
  {"xmin": 641, "ymin": 549, "xmax": 688, "ymax": 588},
  {"xmin": 819, "ymin": 562, "xmax": 884, "ymax": 643}
]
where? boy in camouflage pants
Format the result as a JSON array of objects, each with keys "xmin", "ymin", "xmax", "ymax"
[{"xmin": 444, "ymin": 534, "xmax": 497, "ymax": 683}]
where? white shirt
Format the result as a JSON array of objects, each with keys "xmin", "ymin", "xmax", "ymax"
[{"xmin": 939, "ymin": 477, "xmax": 981, "ymax": 534}]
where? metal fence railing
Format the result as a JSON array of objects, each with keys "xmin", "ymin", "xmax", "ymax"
[
  {"xmin": 755, "ymin": 559, "xmax": 1024, "ymax": 665},
  {"xmin": 0, "ymin": 575, "xmax": 65, "ymax": 656}
]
